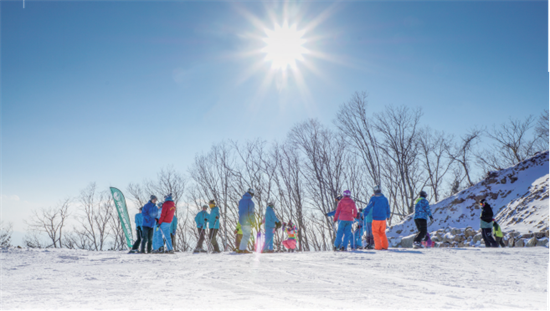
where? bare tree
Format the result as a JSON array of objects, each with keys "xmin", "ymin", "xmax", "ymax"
[
  {"xmin": 418, "ymin": 128, "xmax": 455, "ymax": 202},
  {"xmin": 25, "ymin": 199, "xmax": 71, "ymax": 248},
  {"xmin": 74, "ymin": 183, "xmax": 113, "ymax": 251},
  {"xmin": 446, "ymin": 129, "xmax": 481, "ymax": 187},
  {"xmin": 535, "ymin": 109, "xmax": 549, "ymax": 151},
  {"xmin": 0, "ymin": 221, "xmax": 13, "ymax": 247}
]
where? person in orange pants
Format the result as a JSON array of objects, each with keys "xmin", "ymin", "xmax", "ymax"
[{"xmin": 363, "ymin": 185, "xmax": 391, "ymax": 250}]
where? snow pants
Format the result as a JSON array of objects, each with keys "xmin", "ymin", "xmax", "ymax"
[
  {"xmin": 140, "ymin": 226, "xmax": 154, "ymax": 253},
  {"xmin": 352, "ymin": 227, "xmax": 364, "ymax": 249},
  {"xmin": 334, "ymin": 220, "xmax": 353, "ymax": 249},
  {"xmin": 365, "ymin": 222, "xmax": 374, "ymax": 246},
  {"xmin": 372, "ymin": 220, "xmax": 388, "ymax": 250},
  {"xmin": 152, "ymin": 225, "xmax": 165, "ymax": 251},
  {"xmin": 481, "ymin": 228, "xmax": 498, "ymax": 247},
  {"xmin": 132, "ymin": 227, "xmax": 142, "ymax": 250},
  {"xmin": 159, "ymin": 222, "xmax": 173, "ymax": 251},
  {"xmin": 235, "ymin": 234, "xmax": 243, "ymax": 250},
  {"xmin": 495, "ymin": 237, "xmax": 505, "ymax": 248},
  {"xmin": 239, "ymin": 225, "xmax": 252, "ymax": 251},
  {"xmin": 283, "ymin": 239, "xmax": 296, "ymax": 250},
  {"xmin": 209, "ymin": 229, "xmax": 220, "ymax": 252},
  {"xmin": 171, "ymin": 233, "xmax": 176, "ymax": 251},
  {"xmin": 195, "ymin": 227, "xmax": 207, "ymax": 250},
  {"xmin": 414, "ymin": 219, "xmax": 428, "ymax": 243},
  {"xmin": 263, "ymin": 228, "xmax": 275, "ymax": 251}
]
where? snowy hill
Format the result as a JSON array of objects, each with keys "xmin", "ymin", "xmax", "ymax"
[
  {"xmin": 387, "ymin": 151, "xmax": 549, "ymax": 245},
  {"xmin": 1, "ymin": 247, "xmax": 548, "ymax": 310}
]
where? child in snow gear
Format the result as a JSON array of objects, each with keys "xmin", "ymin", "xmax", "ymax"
[
  {"xmin": 237, "ymin": 189, "xmax": 255, "ymax": 253},
  {"xmin": 129, "ymin": 207, "xmax": 143, "ymax": 253},
  {"xmin": 194, "ymin": 205, "xmax": 210, "ymax": 253},
  {"xmin": 234, "ymin": 222, "xmax": 243, "ymax": 251},
  {"xmin": 413, "ymin": 191, "xmax": 433, "ymax": 249},
  {"xmin": 492, "ymin": 219, "xmax": 505, "ymax": 247},
  {"xmin": 140, "ymin": 196, "xmax": 158, "ymax": 253},
  {"xmin": 363, "ymin": 202, "xmax": 374, "ymax": 249},
  {"xmin": 333, "ymin": 190, "xmax": 358, "ymax": 251},
  {"xmin": 170, "ymin": 214, "xmax": 178, "ymax": 251},
  {"xmin": 282, "ymin": 221, "xmax": 298, "ymax": 252},
  {"xmin": 208, "ymin": 200, "xmax": 221, "ymax": 253},
  {"xmin": 352, "ymin": 210, "xmax": 364, "ymax": 249},
  {"xmin": 152, "ymin": 202, "xmax": 165, "ymax": 253},
  {"xmin": 263, "ymin": 202, "xmax": 280, "ymax": 253},
  {"xmin": 422, "ymin": 232, "xmax": 435, "ymax": 248},
  {"xmin": 157, "ymin": 194, "xmax": 176, "ymax": 254},
  {"xmin": 363, "ymin": 185, "xmax": 391, "ymax": 250},
  {"xmin": 479, "ymin": 199, "xmax": 498, "ymax": 248}
]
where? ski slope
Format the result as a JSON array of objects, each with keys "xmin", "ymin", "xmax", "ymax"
[{"xmin": 1, "ymin": 247, "xmax": 547, "ymax": 310}]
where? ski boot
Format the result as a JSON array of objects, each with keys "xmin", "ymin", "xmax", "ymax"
[{"xmin": 413, "ymin": 242, "xmax": 424, "ymax": 249}]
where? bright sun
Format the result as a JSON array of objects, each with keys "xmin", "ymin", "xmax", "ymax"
[{"xmin": 263, "ymin": 24, "xmax": 306, "ymax": 70}]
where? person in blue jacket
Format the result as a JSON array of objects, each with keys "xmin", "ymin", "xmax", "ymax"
[
  {"xmin": 140, "ymin": 195, "xmax": 158, "ymax": 253},
  {"xmin": 363, "ymin": 204, "xmax": 374, "ymax": 249},
  {"xmin": 193, "ymin": 205, "xmax": 210, "ymax": 253},
  {"xmin": 208, "ymin": 200, "xmax": 221, "ymax": 253},
  {"xmin": 170, "ymin": 214, "xmax": 178, "ymax": 252},
  {"xmin": 263, "ymin": 201, "xmax": 281, "ymax": 253},
  {"xmin": 129, "ymin": 207, "xmax": 143, "ymax": 253},
  {"xmin": 351, "ymin": 209, "xmax": 364, "ymax": 250},
  {"xmin": 413, "ymin": 190, "xmax": 433, "ymax": 249},
  {"xmin": 363, "ymin": 185, "xmax": 391, "ymax": 250},
  {"xmin": 238, "ymin": 188, "xmax": 255, "ymax": 253}
]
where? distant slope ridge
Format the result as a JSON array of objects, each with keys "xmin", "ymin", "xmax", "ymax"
[{"xmin": 387, "ymin": 150, "xmax": 549, "ymax": 239}]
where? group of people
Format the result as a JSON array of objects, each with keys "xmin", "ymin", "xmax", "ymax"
[{"xmin": 129, "ymin": 185, "xmax": 504, "ymax": 254}]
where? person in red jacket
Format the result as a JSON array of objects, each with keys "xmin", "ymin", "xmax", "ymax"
[
  {"xmin": 333, "ymin": 190, "xmax": 358, "ymax": 251},
  {"xmin": 158, "ymin": 194, "xmax": 176, "ymax": 254}
]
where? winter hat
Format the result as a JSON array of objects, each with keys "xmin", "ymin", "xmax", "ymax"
[
  {"xmin": 247, "ymin": 188, "xmax": 255, "ymax": 197},
  {"xmin": 202, "ymin": 205, "xmax": 208, "ymax": 210},
  {"xmin": 343, "ymin": 190, "xmax": 351, "ymax": 197},
  {"xmin": 480, "ymin": 198, "xmax": 486, "ymax": 204},
  {"xmin": 419, "ymin": 191, "xmax": 427, "ymax": 198},
  {"xmin": 267, "ymin": 202, "xmax": 275, "ymax": 208},
  {"xmin": 209, "ymin": 200, "xmax": 216, "ymax": 208},
  {"xmin": 164, "ymin": 193, "xmax": 173, "ymax": 202},
  {"xmin": 150, "ymin": 195, "xmax": 158, "ymax": 201},
  {"xmin": 335, "ymin": 195, "xmax": 343, "ymax": 201},
  {"xmin": 373, "ymin": 185, "xmax": 381, "ymax": 194}
]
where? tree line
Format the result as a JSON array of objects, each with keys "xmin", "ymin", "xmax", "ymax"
[{"xmin": 14, "ymin": 92, "xmax": 548, "ymax": 251}]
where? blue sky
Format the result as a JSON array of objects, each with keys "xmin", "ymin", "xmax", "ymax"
[{"xmin": 1, "ymin": 1, "xmax": 548, "ymax": 242}]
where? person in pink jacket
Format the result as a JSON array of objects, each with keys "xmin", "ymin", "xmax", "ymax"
[{"xmin": 333, "ymin": 190, "xmax": 358, "ymax": 251}]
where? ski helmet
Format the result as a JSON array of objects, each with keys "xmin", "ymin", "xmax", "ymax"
[
  {"xmin": 373, "ymin": 185, "xmax": 381, "ymax": 194},
  {"xmin": 419, "ymin": 191, "xmax": 427, "ymax": 198},
  {"xmin": 343, "ymin": 190, "xmax": 351, "ymax": 197},
  {"xmin": 202, "ymin": 204, "xmax": 208, "ymax": 210},
  {"xmin": 335, "ymin": 195, "xmax": 343, "ymax": 201},
  {"xmin": 247, "ymin": 188, "xmax": 255, "ymax": 197},
  {"xmin": 208, "ymin": 199, "xmax": 216, "ymax": 207}
]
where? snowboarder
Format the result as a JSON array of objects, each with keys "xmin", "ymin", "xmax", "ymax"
[
  {"xmin": 263, "ymin": 202, "xmax": 281, "ymax": 253},
  {"xmin": 237, "ymin": 189, "xmax": 255, "ymax": 254},
  {"xmin": 492, "ymin": 219, "xmax": 505, "ymax": 247},
  {"xmin": 140, "ymin": 195, "xmax": 158, "ymax": 254},
  {"xmin": 333, "ymin": 190, "xmax": 358, "ymax": 251},
  {"xmin": 170, "ymin": 214, "xmax": 178, "ymax": 251},
  {"xmin": 413, "ymin": 191, "xmax": 433, "ymax": 249},
  {"xmin": 234, "ymin": 222, "xmax": 243, "ymax": 251},
  {"xmin": 194, "ymin": 205, "xmax": 210, "ymax": 253},
  {"xmin": 129, "ymin": 207, "xmax": 143, "ymax": 253},
  {"xmin": 208, "ymin": 200, "xmax": 221, "ymax": 253},
  {"xmin": 282, "ymin": 221, "xmax": 298, "ymax": 252},
  {"xmin": 363, "ymin": 185, "xmax": 391, "ymax": 250},
  {"xmin": 363, "ymin": 202, "xmax": 374, "ymax": 249},
  {"xmin": 479, "ymin": 199, "xmax": 498, "ymax": 248},
  {"xmin": 157, "ymin": 194, "xmax": 175, "ymax": 254}
]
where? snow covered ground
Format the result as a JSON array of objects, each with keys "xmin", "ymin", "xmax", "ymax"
[{"xmin": 2, "ymin": 247, "xmax": 548, "ymax": 310}]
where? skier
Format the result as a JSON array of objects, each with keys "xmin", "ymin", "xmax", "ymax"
[
  {"xmin": 234, "ymin": 222, "xmax": 243, "ymax": 251},
  {"xmin": 479, "ymin": 199, "xmax": 498, "ymax": 248},
  {"xmin": 363, "ymin": 201, "xmax": 375, "ymax": 249},
  {"xmin": 170, "ymin": 214, "xmax": 178, "ymax": 252},
  {"xmin": 413, "ymin": 191, "xmax": 433, "ymax": 249},
  {"xmin": 208, "ymin": 200, "xmax": 221, "ymax": 253},
  {"xmin": 352, "ymin": 209, "xmax": 364, "ymax": 250},
  {"xmin": 333, "ymin": 190, "xmax": 358, "ymax": 251},
  {"xmin": 129, "ymin": 207, "xmax": 143, "ymax": 253},
  {"xmin": 157, "ymin": 194, "xmax": 175, "ymax": 254},
  {"xmin": 152, "ymin": 202, "xmax": 165, "ymax": 253},
  {"xmin": 238, "ymin": 188, "xmax": 255, "ymax": 254},
  {"xmin": 282, "ymin": 220, "xmax": 298, "ymax": 252},
  {"xmin": 492, "ymin": 219, "xmax": 505, "ymax": 247},
  {"xmin": 263, "ymin": 201, "xmax": 281, "ymax": 253},
  {"xmin": 363, "ymin": 185, "xmax": 391, "ymax": 250},
  {"xmin": 140, "ymin": 195, "xmax": 158, "ymax": 254},
  {"xmin": 193, "ymin": 205, "xmax": 210, "ymax": 253}
]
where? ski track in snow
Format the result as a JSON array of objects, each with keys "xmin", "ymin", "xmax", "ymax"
[{"xmin": 1, "ymin": 248, "xmax": 548, "ymax": 310}]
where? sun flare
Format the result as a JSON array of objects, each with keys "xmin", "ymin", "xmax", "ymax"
[{"xmin": 262, "ymin": 24, "xmax": 306, "ymax": 70}]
